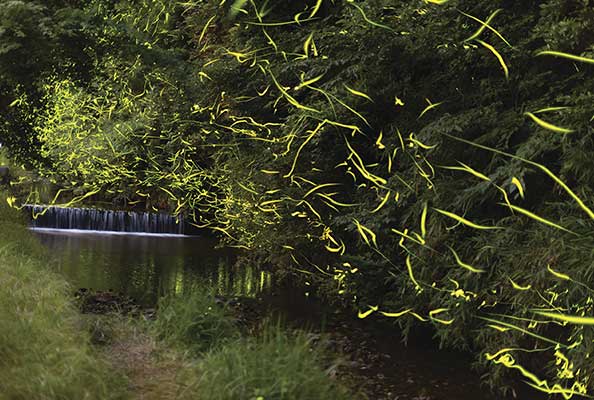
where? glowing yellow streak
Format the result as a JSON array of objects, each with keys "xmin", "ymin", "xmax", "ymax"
[
  {"xmin": 293, "ymin": 10, "xmax": 309, "ymax": 24},
  {"xmin": 262, "ymin": 29, "xmax": 277, "ymax": 52},
  {"xmin": 433, "ymin": 208, "xmax": 503, "ymax": 230},
  {"xmin": 391, "ymin": 228, "xmax": 424, "ymax": 246},
  {"xmin": 5, "ymin": 196, "xmax": 16, "ymax": 208},
  {"xmin": 410, "ymin": 312, "xmax": 429, "ymax": 322},
  {"xmin": 487, "ymin": 324, "xmax": 511, "ymax": 332},
  {"xmin": 429, "ymin": 308, "xmax": 454, "ymax": 325},
  {"xmin": 325, "ymin": 119, "xmax": 363, "ymax": 135},
  {"xmin": 380, "ymin": 309, "xmax": 412, "ymax": 318},
  {"xmin": 228, "ymin": 0, "xmax": 248, "ymax": 18},
  {"xmin": 354, "ymin": 219, "xmax": 378, "ymax": 248},
  {"xmin": 198, "ymin": 71, "xmax": 212, "ymax": 81},
  {"xmin": 524, "ymin": 112, "xmax": 573, "ymax": 134},
  {"xmin": 424, "ymin": 0, "xmax": 449, "ymax": 4},
  {"xmin": 439, "ymin": 161, "xmax": 490, "ymax": 181},
  {"xmin": 511, "ymin": 177, "xmax": 524, "ymax": 199},
  {"xmin": 284, "ymin": 122, "xmax": 323, "ymax": 178},
  {"xmin": 347, "ymin": 1, "xmax": 394, "ymax": 31},
  {"xmin": 547, "ymin": 264, "xmax": 571, "ymax": 281},
  {"xmin": 303, "ymin": 33, "xmax": 314, "ymax": 58},
  {"xmin": 460, "ymin": 9, "xmax": 512, "ymax": 47},
  {"xmin": 226, "ymin": 50, "xmax": 252, "ymax": 63},
  {"xmin": 293, "ymin": 73, "xmax": 325, "ymax": 91},
  {"xmin": 358, "ymin": 305, "xmax": 378, "ymax": 319},
  {"xmin": 375, "ymin": 130, "xmax": 385, "ymax": 149},
  {"xmin": 500, "ymin": 203, "xmax": 577, "ymax": 235},
  {"xmin": 210, "ymin": 225, "xmax": 240, "ymax": 241},
  {"xmin": 254, "ymin": 85, "xmax": 270, "ymax": 97},
  {"xmin": 344, "ymin": 84, "xmax": 373, "ymax": 102},
  {"xmin": 534, "ymin": 106, "xmax": 571, "ymax": 114},
  {"xmin": 198, "ymin": 15, "xmax": 217, "ymax": 47},
  {"xmin": 486, "ymin": 350, "xmax": 588, "ymax": 399},
  {"xmin": 479, "ymin": 317, "xmax": 564, "ymax": 346},
  {"xmin": 412, "ymin": 232, "xmax": 426, "ymax": 245},
  {"xmin": 537, "ymin": 165, "xmax": 594, "ymax": 220},
  {"xmin": 534, "ymin": 311, "xmax": 594, "ymax": 325},
  {"xmin": 66, "ymin": 189, "xmax": 101, "ymax": 208},
  {"xmin": 309, "ymin": 0, "xmax": 323, "ymax": 18},
  {"xmin": 524, "ymin": 381, "xmax": 588, "ymax": 400},
  {"xmin": 508, "ymin": 277, "xmax": 531, "ymax": 291},
  {"xmin": 396, "ymin": 129, "xmax": 406, "ymax": 151},
  {"xmin": 536, "ymin": 50, "xmax": 594, "ymax": 64},
  {"xmin": 246, "ymin": 17, "xmax": 318, "ymax": 26},
  {"xmin": 406, "ymin": 255, "xmax": 422, "ymax": 291},
  {"xmin": 259, "ymin": 199, "xmax": 283, "ymax": 207},
  {"xmin": 268, "ymin": 69, "xmax": 320, "ymax": 113},
  {"xmin": 299, "ymin": 199, "xmax": 322, "ymax": 220},
  {"xmin": 476, "ymin": 39, "xmax": 509, "ymax": 79},
  {"xmin": 444, "ymin": 133, "xmax": 594, "ymax": 220},
  {"xmin": 303, "ymin": 183, "xmax": 341, "ymax": 198},
  {"xmin": 325, "ymin": 240, "xmax": 345, "ymax": 255},
  {"xmin": 237, "ymin": 182, "xmax": 258, "ymax": 195},
  {"xmin": 447, "ymin": 246, "xmax": 485, "ymax": 273},
  {"xmin": 409, "ymin": 133, "xmax": 437, "ymax": 150},
  {"xmin": 371, "ymin": 190, "xmax": 391, "ymax": 213},
  {"xmin": 418, "ymin": 98, "xmax": 443, "ymax": 119},
  {"xmin": 345, "ymin": 137, "xmax": 387, "ymax": 186},
  {"xmin": 310, "ymin": 88, "xmax": 369, "ymax": 127}
]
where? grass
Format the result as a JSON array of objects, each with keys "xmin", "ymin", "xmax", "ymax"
[
  {"xmin": 0, "ymin": 194, "xmax": 354, "ymax": 399},
  {"xmin": 153, "ymin": 284, "xmax": 241, "ymax": 355},
  {"xmin": 183, "ymin": 321, "xmax": 352, "ymax": 400},
  {"xmin": 153, "ymin": 287, "xmax": 354, "ymax": 399},
  {"xmin": 0, "ymin": 196, "xmax": 127, "ymax": 400}
]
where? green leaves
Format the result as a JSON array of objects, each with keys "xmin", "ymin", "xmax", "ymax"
[{"xmin": 9, "ymin": 0, "xmax": 594, "ymax": 396}]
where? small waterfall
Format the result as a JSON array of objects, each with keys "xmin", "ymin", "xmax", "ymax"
[{"xmin": 24, "ymin": 205, "xmax": 185, "ymax": 235}]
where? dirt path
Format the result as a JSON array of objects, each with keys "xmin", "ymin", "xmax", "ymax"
[{"xmin": 104, "ymin": 333, "xmax": 191, "ymax": 400}]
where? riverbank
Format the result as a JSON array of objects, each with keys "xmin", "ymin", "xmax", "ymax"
[
  {"xmin": 1, "ymin": 196, "xmax": 542, "ymax": 399},
  {"xmin": 0, "ymin": 197, "xmax": 355, "ymax": 399},
  {"xmin": 0, "ymin": 199, "xmax": 126, "ymax": 399},
  {"xmin": 85, "ymin": 288, "xmax": 355, "ymax": 400}
]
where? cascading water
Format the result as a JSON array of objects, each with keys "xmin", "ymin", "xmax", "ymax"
[{"xmin": 23, "ymin": 205, "xmax": 185, "ymax": 235}]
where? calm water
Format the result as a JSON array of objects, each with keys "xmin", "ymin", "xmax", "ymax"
[
  {"xmin": 34, "ymin": 228, "xmax": 543, "ymax": 400},
  {"xmin": 33, "ymin": 229, "xmax": 271, "ymax": 306}
]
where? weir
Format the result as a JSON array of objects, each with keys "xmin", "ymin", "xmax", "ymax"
[{"xmin": 23, "ymin": 204, "xmax": 185, "ymax": 235}]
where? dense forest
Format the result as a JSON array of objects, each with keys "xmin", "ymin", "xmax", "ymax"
[{"xmin": 2, "ymin": 0, "xmax": 594, "ymax": 397}]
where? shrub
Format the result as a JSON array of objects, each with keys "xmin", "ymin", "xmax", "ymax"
[
  {"xmin": 153, "ymin": 285, "xmax": 240, "ymax": 355},
  {"xmin": 187, "ymin": 323, "xmax": 352, "ymax": 400}
]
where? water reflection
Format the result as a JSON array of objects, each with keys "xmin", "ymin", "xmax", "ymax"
[
  {"xmin": 33, "ymin": 229, "xmax": 543, "ymax": 400},
  {"xmin": 34, "ymin": 230, "xmax": 271, "ymax": 306}
]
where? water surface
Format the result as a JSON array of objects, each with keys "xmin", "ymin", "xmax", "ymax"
[
  {"xmin": 34, "ymin": 229, "xmax": 270, "ymax": 306},
  {"xmin": 34, "ymin": 229, "xmax": 543, "ymax": 400}
]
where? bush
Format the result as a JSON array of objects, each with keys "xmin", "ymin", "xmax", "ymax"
[
  {"xmin": 187, "ymin": 323, "xmax": 352, "ymax": 400},
  {"xmin": 153, "ymin": 285, "xmax": 240, "ymax": 355}
]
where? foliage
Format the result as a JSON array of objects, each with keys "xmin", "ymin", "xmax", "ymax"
[
  {"xmin": 153, "ymin": 285, "xmax": 240, "ymax": 355},
  {"xmin": 5, "ymin": 0, "xmax": 594, "ymax": 396},
  {"xmin": 186, "ymin": 322, "xmax": 351, "ymax": 400}
]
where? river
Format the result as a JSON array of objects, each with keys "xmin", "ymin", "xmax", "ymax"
[{"xmin": 33, "ymin": 228, "xmax": 544, "ymax": 400}]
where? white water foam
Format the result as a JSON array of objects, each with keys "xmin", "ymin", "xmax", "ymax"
[{"xmin": 29, "ymin": 227, "xmax": 191, "ymax": 238}]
